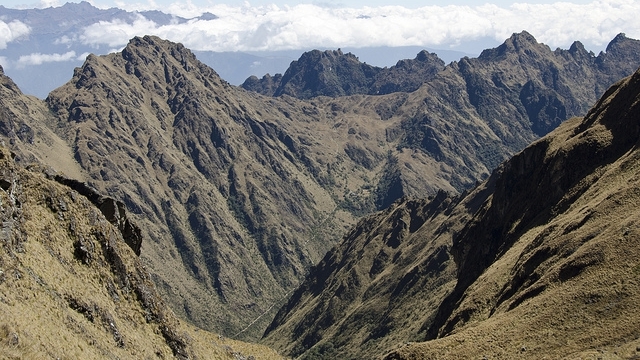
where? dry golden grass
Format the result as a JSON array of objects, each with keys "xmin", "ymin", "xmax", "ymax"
[
  {"xmin": 0, "ymin": 147, "xmax": 286, "ymax": 359},
  {"xmin": 183, "ymin": 322, "xmax": 288, "ymax": 360}
]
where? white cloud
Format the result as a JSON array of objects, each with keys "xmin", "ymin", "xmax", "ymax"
[
  {"xmin": 38, "ymin": 0, "xmax": 62, "ymax": 7},
  {"xmin": 77, "ymin": 52, "xmax": 92, "ymax": 61},
  {"xmin": 55, "ymin": 34, "xmax": 77, "ymax": 45},
  {"xmin": 79, "ymin": 13, "xmax": 159, "ymax": 48},
  {"xmin": 17, "ymin": 51, "xmax": 78, "ymax": 67},
  {"xmin": 482, "ymin": 1, "xmax": 635, "ymax": 49},
  {"xmin": 73, "ymin": 1, "xmax": 640, "ymax": 53},
  {"xmin": 0, "ymin": 20, "xmax": 30, "ymax": 49}
]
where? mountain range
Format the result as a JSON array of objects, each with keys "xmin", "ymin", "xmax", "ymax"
[
  {"xmin": 241, "ymin": 48, "xmax": 446, "ymax": 98},
  {"xmin": 1, "ymin": 21, "xmax": 640, "ymax": 359},
  {"xmin": 264, "ymin": 62, "xmax": 640, "ymax": 359},
  {"xmin": 0, "ymin": 2, "xmax": 472, "ymax": 99}
]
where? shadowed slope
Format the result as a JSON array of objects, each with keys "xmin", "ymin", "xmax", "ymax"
[
  {"xmin": 387, "ymin": 62, "xmax": 640, "ymax": 360},
  {"xmin": 263, "ymin": 66, "xmax": 640, "ymax": 359}
]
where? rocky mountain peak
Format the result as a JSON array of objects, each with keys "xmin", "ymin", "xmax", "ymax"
[
  {"xmin": 508, "ymin": 30, "xmax": 538, "ymax": 46},
  {"xmin": 63, "ymin": 1, "xmax": 94, "ymax": 10},
  {"xmin": 606, "ymin": 32, "xmax": 631, "ymax": 52},
  {"xmin": 600, "ymin": 33, "xmax": 640, "ymax": 67},
  {"xmin": 415, "ymin": 49, "xmax": 436, "ymax": 62},
  {"xmin": 301, "ymin": 48, "xmax": 348, "ymax": 61},
  {"xmin": 567, "ymin": 40, "xmax": 592, "ymax": 58},
  {"xmin": 121, "ymin": 35, "xmax": 224, "ymax": 83},
  {"xmin": 270, "ymin": 48, "xmax": 380, "ymax": 98},
  {"xmin": 393, "ymin": 50, "xmax": 443, "ymax": 69},
  {"xmin": 242, "ymin": 47, "xmax": 445, "ymax": 97},
  {"xmin": 0, "ymin": 65, "xmax": 21, "ymax": 95},
  {"xmin": 478, "ymin": 30, "xmax": 547, "ymax": 60}
]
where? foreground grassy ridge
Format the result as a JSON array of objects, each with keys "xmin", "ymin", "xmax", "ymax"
[{"xmin": 0, "ymin": 148, "xmax": 285, "ymax": 359}]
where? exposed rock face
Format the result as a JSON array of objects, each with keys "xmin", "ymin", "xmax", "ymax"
[
  {"xmin": 51, "ymin": 175, "xmax": 143, "ymax": 256},
  {"xmin": 1, "ymin": 31, "xmax": 640, "ymax": 343},
  {"xmin": 241, "ymin": 48, "xmax": 445, "ymax": 97},
  {"xmin": 262, "ymin": 66, "xmax": 640, "ymax": 359}
]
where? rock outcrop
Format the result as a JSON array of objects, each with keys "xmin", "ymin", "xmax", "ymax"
[{"xmin": 51, "ymin": 175, "xmax": 142, "ymax": 256}]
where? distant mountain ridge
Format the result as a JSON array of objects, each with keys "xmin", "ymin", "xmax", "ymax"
[
  {"xmin": 1, "ymin": 31, "xmax": 640, "ymax": 345},
  {"xmin": 0, "ymin": 1, "xmax": 196, "ymax": 30},
  {"xmin": 241, "ymin": 48, "xmax": 445, "ymax": 98}
]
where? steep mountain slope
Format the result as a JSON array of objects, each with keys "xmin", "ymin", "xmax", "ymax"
[
  {"xmin": 2, "ymin": 32, "xmax": 639, "ymax": 343},
  {"xmin": 43, "ymin": 36, "xmax": 351, "ymax": 339},
  {"xmin": 262, "ymin": 66, "xmax": 640, "ymax": 359},
  {"xmin": 0, "ymin": 147, "xmax": 283, "ymax": 359},
  {"xmin": 0, "ymin": 65, "xmax": 84, "ymax": 180},
  {"xmin": 241, "ymin": 49, "xmax": 445, "ymax": 97}
]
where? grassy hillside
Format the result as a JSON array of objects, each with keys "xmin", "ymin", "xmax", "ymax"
[{"xmin": 0, "ymin": 147, "xmax": 284, "ymax": 359}]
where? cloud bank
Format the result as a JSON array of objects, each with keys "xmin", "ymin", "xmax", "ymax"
[
  {"xmin": 74, "ymin": 1, "xmax": 640, "ymax": 53},
  {"xmin": 17, "ymin": 51, "xmax": 88, "ymax": 67},
  {"xmin": 0, "ymin": 20, "xmax": 30, "ymax": 49}
]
